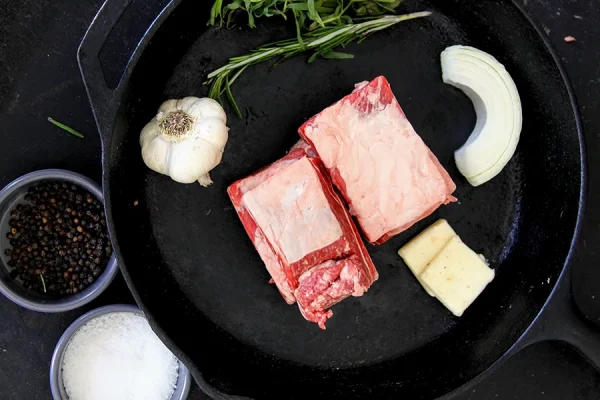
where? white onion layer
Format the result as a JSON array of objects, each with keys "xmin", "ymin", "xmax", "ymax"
[{"xmin": 441, "ymin": 45, "xmax": 522, "ymax": 187}]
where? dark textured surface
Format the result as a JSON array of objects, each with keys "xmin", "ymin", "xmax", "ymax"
[{"xmin": 0, "ymin": 0, "xmax": 599, "ymax": 399}]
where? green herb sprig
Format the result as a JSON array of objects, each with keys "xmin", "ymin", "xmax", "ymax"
[
  {"xmin": 210, "ymin": 0, "xmax": 403, "ymax": 30},
  {"xmin": 205, "ymin": 11, "xmax": 431, "ymax": 118},
  {"xmin": 210, "ymin": 0, "xmax": 403, "ymax": 45}
]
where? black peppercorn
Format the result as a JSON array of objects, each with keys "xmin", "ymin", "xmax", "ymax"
[{"xmin": 2, "ymin": 181, "xmax": 111, "ymax": 296}]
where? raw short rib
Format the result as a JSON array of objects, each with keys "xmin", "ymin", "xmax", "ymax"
[
  {"xmin": 228, "ymin": 148, "xmax": 378, "ymax": 329},
  {"xmin": 299, "ymin": 76, "xmax": 457, "ymax": 244}
]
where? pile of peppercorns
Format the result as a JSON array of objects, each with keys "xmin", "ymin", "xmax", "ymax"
[{"xmin": 4, "ymin": 181, "xmax": 112, "ymax": 296}]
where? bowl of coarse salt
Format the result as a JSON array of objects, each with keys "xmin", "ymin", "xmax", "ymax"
[{"xmin": 50, "ymin": 304, "xmax": 191, "ymax": 400}]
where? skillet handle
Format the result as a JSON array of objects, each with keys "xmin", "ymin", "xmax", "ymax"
[
  {"xmin": 78, "ymin": 0, "xmax": 132, "ymax": 141},
  {"xmin": 515, "ymin": 269, "xmax": 600, "ymax": 370},
  {"xmin": 77, "ymin": 0, "xmax": 177, "ymax": 141}
]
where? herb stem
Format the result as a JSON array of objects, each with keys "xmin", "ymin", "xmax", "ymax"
[
  {"xmin": 207, "ymin": 48, "xmax": 283, "ymax": 79},
  {"xmin": 40, "ymin": 274, "xmax": 47, "ymax": 293},
  {"xmin": 47, "ymin": 118, "xmax": 85, "ymax": 139}
]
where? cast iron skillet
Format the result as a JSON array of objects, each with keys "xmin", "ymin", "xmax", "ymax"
[{"xmin": 78, "ymin": 0, "xmax": 596, "ymax": 398}]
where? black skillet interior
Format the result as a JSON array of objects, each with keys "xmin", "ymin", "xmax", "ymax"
[{"xmin": 99, "ymin": 0, "xmax": 583, "ymax": 398}]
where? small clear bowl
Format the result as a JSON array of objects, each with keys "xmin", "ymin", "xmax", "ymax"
[
  {"xmin": 0, "ymin": 169, "xmax": 119, "ymax": 312},
  {"xmin": 49, "ymin": 304, "xmax": 191, "ymax": 400}
]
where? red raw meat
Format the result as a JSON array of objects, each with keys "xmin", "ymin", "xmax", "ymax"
[
  {"xmin": 295, "ymin": 255, "xmax": 369, "ymax": 329},
  {"xmin": 299, "ymin": 76, "xmax": 457, "ymax": 245},
  {"xmin": 290, "ymin": 139, "xmax": 317, "ymax": 157},
  {"xmin": 228, "ymin": 148, "xmax": 378, "ymax": 329}
]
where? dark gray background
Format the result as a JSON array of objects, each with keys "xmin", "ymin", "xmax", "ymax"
[{"xmin": 0, "ymin": 0, "xmax": 599, "ymax": 399}]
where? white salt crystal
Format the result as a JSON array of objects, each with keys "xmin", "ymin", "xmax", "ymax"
[{"xmin": 62, "ymin": 312, "xmax": 179, "ymax": 400}]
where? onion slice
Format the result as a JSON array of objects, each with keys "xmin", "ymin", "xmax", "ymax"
[{"xmin": 441, "ymin": 45, "xmax": 522, "ymax": 187}]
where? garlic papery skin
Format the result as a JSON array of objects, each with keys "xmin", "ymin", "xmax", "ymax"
[
  {"xmin": 140, "ymin": 97, "xmax": 229, "ymax": 186},
  {"xmin": 441, "ymin": 45, "xmax": 522, "ymax": 187}
]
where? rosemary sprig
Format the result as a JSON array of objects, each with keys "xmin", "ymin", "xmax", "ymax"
[
  {"xmin": 47, "ymin": 117, "xmax": 85, "ymax": 139},
  {"xmin": 205, "ymin": 11, "xmax": 431, "ymax": 117}
]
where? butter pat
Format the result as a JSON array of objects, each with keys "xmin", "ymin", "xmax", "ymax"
[
  {"xmin": 420, "ymin": 236, "xmax": 495, "ymax": 317},
  {"xmin": 398, "ymin": 219, "xmax": 457, "ymax": 296}
]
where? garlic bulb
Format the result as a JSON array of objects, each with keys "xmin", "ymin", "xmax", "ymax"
[
  {"xmin": 140, "ymin": 97, "xmax": 229, "ymax": 186},
  {"xmin": 441, "ymin": 45, "xmax": 522, "ymax": 187}
]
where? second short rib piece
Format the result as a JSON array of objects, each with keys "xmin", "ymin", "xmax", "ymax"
[
  {"xmin": 299, "ymin": 76, "xmax": 457, "ymax": 245},
  {"xmin": 228, "ymin": 148, "xmax": 378, "ymax": 329}
]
